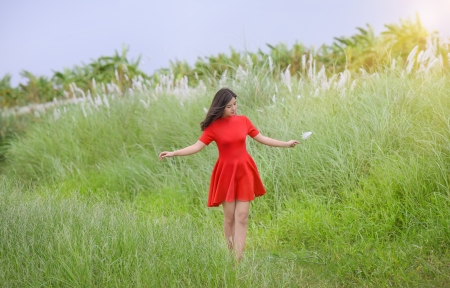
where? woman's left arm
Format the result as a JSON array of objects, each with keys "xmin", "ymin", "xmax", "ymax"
[{"xmin": 252, "ymin": 133, "xmax": 300, "ymax": 148}]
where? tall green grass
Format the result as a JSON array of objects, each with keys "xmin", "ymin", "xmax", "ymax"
[
  {"xmin": 0, "ymin": 177, "xmax": 320, "ymax": 287},
  {"xmin": 2, "ymin": 57, "xmax": 450, "ymax": 285}
]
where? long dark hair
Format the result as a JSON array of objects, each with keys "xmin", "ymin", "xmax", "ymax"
[{"xmin": 200, "ymin": 88, "xmax": 237, "ymax": 131}]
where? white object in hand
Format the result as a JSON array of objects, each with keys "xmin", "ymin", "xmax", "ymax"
[{"xmin": 302, "ymin": 131, "xmax": 312, "ymax": 140}]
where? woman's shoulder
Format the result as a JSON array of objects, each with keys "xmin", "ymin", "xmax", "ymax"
[
  {"xmin": 236, "ymin": 115, "xmax": 250, "ymax": 121},
  {"xmin": 237, "ymin": 115, "xmax": 254, "ymax": 124},
  {"xmin": 204, "ymin": 117, "xmax": 221, "ymax": 131}
]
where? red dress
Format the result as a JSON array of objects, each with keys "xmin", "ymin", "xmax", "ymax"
[{"xmin": 199, "ymin": 115, "xmax": 266, "ymax": 207}]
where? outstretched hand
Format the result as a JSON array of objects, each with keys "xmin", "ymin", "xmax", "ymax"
[
  {"xmin": 159, "ymin": 151, "xmax": 175, "ymax": 160},
  {"xmin": 286, "ymin": 140, "xmax": 300, "ymax": 148}
]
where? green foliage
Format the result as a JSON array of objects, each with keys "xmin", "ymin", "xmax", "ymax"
[
  {"xmin": 1, "ymin": 16, "xmax": 450, "ymax": 286},
  {"xmin": 1, "ymin": 177, "xmax": 320, "ymax": 287},
  {"xmin": 0, "ymin": 74, "xmax": 20, "ymax": 107},
  {"xmin": 20, "ymin": 70, "xmax": 61, "ymax": 103},
  {"xmin": 167, "ymin": 15, "xmax": 449, "ymax": 85},
  {"xmin": 1, "ymin": 45, "xmax": 147, "ymax": 107},
  {"xmin": 323, "ymin": 24, "xmax": 380, "ymax": 72},
  {"xmin": 382, "ymin": 14, "xmax": 433, "ymax": 58},
  {"xmin": 2, "ymin": 16, "xmax": 448, "ymax": 110},
  {"xmin": 3, "ymin": 58, "xmax": 450, "ymax": 285},
  {"xmin": 55, "ymin": 44, "xmax": 147, "ymax": 94},
  {"xmin": 0, "ymin": 112, "xmax": 38, "ymax": 168}
]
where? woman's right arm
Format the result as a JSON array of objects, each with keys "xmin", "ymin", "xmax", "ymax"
[{"xmin": 158, "ymin": 140, "xmax": 206, "ymax": 160}]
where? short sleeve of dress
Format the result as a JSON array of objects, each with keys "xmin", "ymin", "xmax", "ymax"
[
  {"xmin": 245, "ymin": 116, "xmax": 260, "ymax": 138},
  {"xmin": 199, "ymin": 126, "xmax": 214, "ymax": 145}
]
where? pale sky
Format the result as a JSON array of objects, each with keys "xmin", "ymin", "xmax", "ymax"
[{"xmin": 1, "ymin": 0, "xmax": 449, "ymax": 86}]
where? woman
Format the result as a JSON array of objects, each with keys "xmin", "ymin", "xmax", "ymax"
[{"xmin": 159, "ymin": 88, "xmax": 300, "ymax": 261}]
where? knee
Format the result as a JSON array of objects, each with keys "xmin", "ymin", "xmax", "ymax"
[
  {"xmin": 235, "ymin": 211, "xmax": 248, "ymax": 226},
  {"xmin": 224, "ymin": 214, "xmax": 235, "ymax": 226}
]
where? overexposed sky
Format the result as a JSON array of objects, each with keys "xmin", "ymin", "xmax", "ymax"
[{"xmin": 1, "ymin": 0, "xmax": 449, "ymax": 86}]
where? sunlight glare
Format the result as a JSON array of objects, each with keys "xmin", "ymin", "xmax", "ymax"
[{"xmin": 409, "ymin": 1, "xmax": 450, "ymax": 38}]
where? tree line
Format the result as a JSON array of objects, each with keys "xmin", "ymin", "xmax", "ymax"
[{"xmin": 1, "ymin": 15, "xmax": 448, "ymax": 108}]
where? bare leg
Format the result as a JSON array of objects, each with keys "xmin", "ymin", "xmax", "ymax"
[
  {"xmin": 233, "ymin": 200, "xmax": 250, "ymax": 262},
  {"xmin": 222, "ymin": 201, "xmax": 236, "ymax": 251}
]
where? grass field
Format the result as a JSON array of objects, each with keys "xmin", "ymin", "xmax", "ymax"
[{"xmin": 1, "ymin": 48, "xmax": 450, "ymax": 287}]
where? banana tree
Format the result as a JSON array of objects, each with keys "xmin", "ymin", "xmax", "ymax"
[
  {"xmin": 19, "ymin": 70, "xmax": 58, "ymax": 104},
  {"xmin": 0, "ymin": 74, "xmax": 20, "ymax": 107}
]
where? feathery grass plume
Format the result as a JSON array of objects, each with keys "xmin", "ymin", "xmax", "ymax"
[
  {"xmin": 350, "ymin": 80, "xmax": 356, "ymax": 90},
  {"xmin": 86, "ymin": 90, "xmax": 94, "ymax": 105},
  {"xmin": 140, "ymin": 99, "xmax": 149, "ymax": 109},
  {"xmin": 80, "ymin": 102, "xmax": 87, "ymax": 118},
  {"xmin": 307, "ymin": 55, "xmax": 314, "ymax": 81},
  {"xmin": 106, "ymin": 83, "xmax": 113, "ymax": 93},
  {"xmin": 197, "ymin": 80, "xmax": 206, "ymax": 92},
  {"xmin": 92, "ymin": 78, "xmax": 97, "ymax": 91},
  {"xmin": 415, "ymin": 37, "xmax": 445, "ymax": 75},
  {"xmin": 94, "ymin": 95, "xmax": 102, "ymax": 106},
  {"xmin": 74, "ymin": 86, "xmax": 85, "ymax": 98},
  {"xmin": 359, "ymin": 67, "xmax": 369, "ymax": 78},
  {"xmin": 268, "ymin": 55, "xmax": 273, "ymax": 73},
  {"xmin": 112, "ymin": 83, "xmax": 121, "ymax": 94},
  {"xmin": 246, "ymin": 54, "xmax": 253, "ymax": 68},
  {"xmin": 99, "ymin": 94, "xmax": 110, "ymax": 109},
  {"xmin": 219, "ymin": 69, "xmax": 227, "ymax": 87},
  {"xmin": 181, "ymin": 75, "xmax": 189, "ymax": 91},
  {"xmin": 281, "ymin": 65, "xmax": 292, "ymax": 93},
  {"xmin": 235, "ymin": 66, "xmax": 247, "ymax": 82},
  {"xmin": 69, "ymin": 83, "xmax": 74, "ymax": 95},
  {"xmin": 301, "ymin": 54, "xmax": 306, "ymax": 73},
  {"xmin": 53, "ymin": 109, "xmax": 60, "ymax": 121},
  {"xmin": 405, "ymin": 45, "xmax": 418, "ymax": 74},
  {"xmin": 132, "ymin": 78, "xmax": 143, "ymax": 92},
  {"xmin": 336, "ymin": 69, "xmax": 350, "ymax": 92},
  {"xmin": 313, "ymin": 87, "xmax": 320, "ymax": 96},
  {"xmin": 302, "ymin": 131, "xmax": 312, "ymax": 139},
  {"xmin": 317, "ymin": 66, "xmax": 329, "ymax": 91}
]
